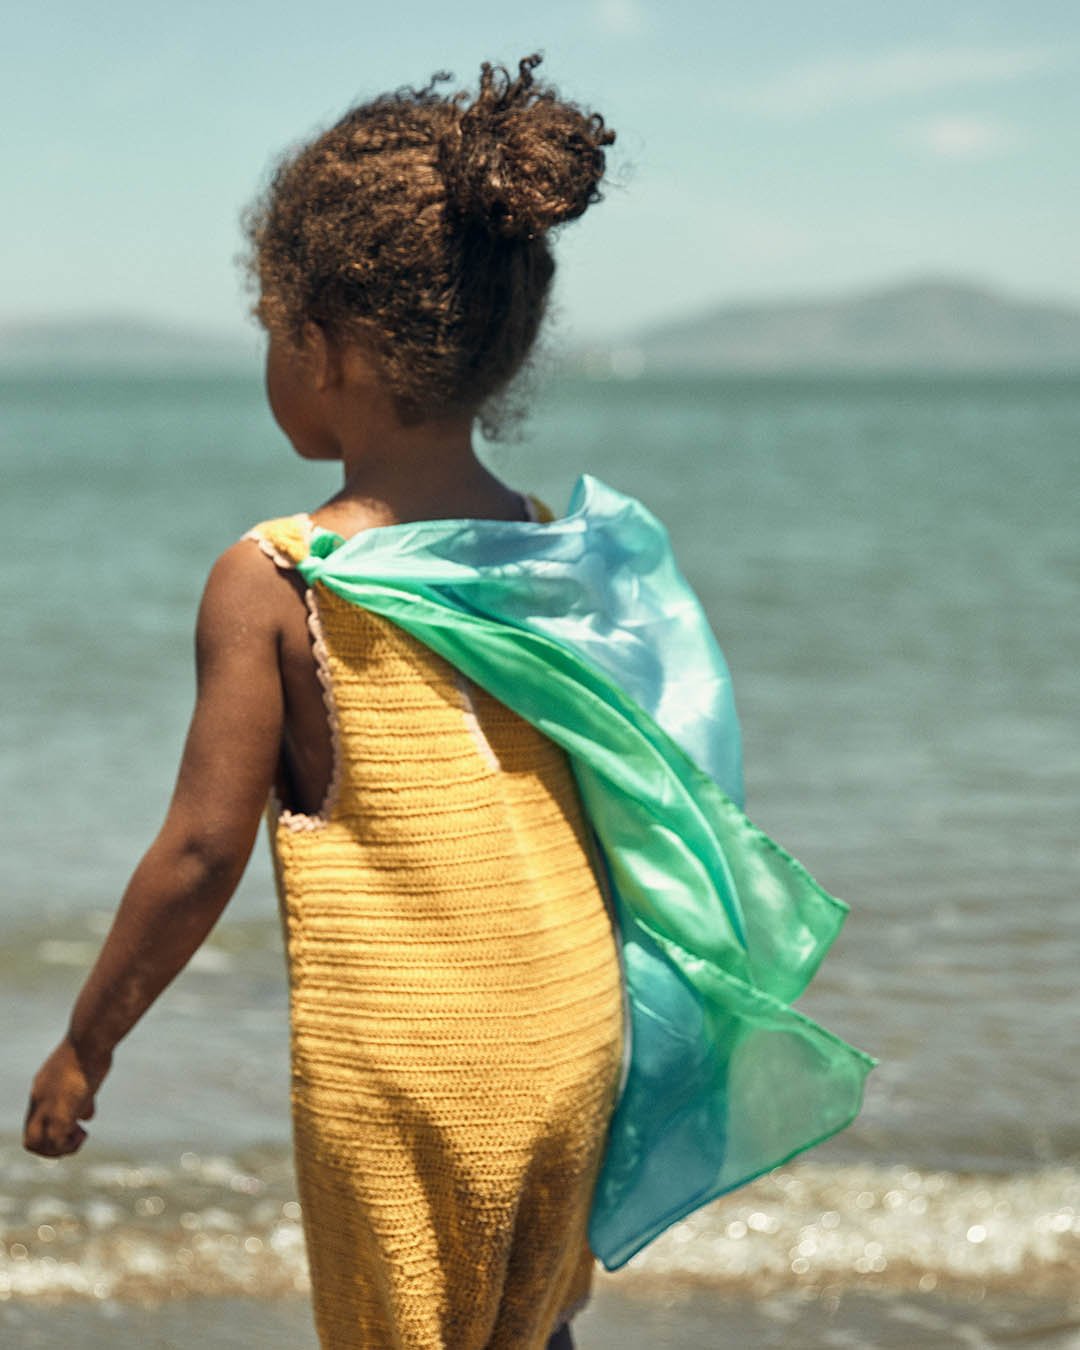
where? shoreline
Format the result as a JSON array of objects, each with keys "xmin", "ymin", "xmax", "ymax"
[
  {"xmin": 2, "ymin": 1144, "xmax": 1077, "ymax": 1305},
  {"xmin": 3, "ymin": 1287, "xmax": 1079, "ymax": 1350}
]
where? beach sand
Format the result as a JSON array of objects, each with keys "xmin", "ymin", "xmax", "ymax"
[{"xmin": 3, "ymin": 1284, "xmax": 1079, "ymax": 1348}]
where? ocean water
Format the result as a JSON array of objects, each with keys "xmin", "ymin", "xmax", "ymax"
[{"xmin": 1, "ymin": 370, "xmax": 1077, "ymax": 1344}]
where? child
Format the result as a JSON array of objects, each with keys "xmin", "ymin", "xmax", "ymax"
[{"xmin": 24, "ymin": 53, "xmax": 873, "ymax": 1350}]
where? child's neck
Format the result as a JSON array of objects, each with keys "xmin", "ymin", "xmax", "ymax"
[
  {"xmin": 304, "ymin": 348, "xmax": 526, "ymax": 531},
  {"xmin": 316, "ymin": 423, "xmax": 523, "ymax": 532}
]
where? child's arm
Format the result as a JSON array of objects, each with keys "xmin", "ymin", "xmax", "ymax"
[{"xmin": 23, "ymin": 541, "xmax": 286, "ymax": 1158}]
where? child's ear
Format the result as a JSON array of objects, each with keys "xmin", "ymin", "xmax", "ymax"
[{"xmin": 301, "ymin": 321, "xmax": 342, "ymax": 392}]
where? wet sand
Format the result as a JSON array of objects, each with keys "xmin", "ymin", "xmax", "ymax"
[{"xmin": 3, "ymin": 1285, "xmax": 1079, "ymax": 1349}]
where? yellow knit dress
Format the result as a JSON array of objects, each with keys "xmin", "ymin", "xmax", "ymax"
[{"xmin": 244, "ymin": 509, "xmax": 626, "ymax": 1349}]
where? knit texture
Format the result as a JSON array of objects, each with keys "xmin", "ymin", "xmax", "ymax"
[{"xmin": 245, "ymin": 512, "xmax": 625, "ymax": 1349}]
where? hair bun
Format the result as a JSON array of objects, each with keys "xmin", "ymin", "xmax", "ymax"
[{"xmin": 440, "ymin": 54, "xmax": 615, "ymax": 241}]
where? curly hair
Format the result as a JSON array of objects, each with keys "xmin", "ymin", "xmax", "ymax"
[{"xmin": 242, "ymin": 54, "xmax": 615, "ymax": 437}]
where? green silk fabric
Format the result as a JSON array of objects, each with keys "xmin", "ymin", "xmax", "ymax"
[{"xmin": 295, "ymin": 475, "xmax": 876, "ymax": 1271}]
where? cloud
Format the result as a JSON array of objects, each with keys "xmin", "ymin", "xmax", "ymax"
[
  {"xmin": 725, "ymin": 45, "xmax": 1061, "ymax": 118},
  {"xmin": 900, "ymin": 115, "xmax": 1022, "ymax": 160},
  {"xmin": 591, "ymin": 0, "xmax": 647, "ymax": 37}
]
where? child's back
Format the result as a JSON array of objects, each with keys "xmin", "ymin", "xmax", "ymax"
[{"xmin": 245, "ymin": 509, "xmax": 624, "ymax": 1347}]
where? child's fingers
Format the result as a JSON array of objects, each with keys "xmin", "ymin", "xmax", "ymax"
[
  {"xmin": 23, "ymin": 1101, "xmax": 58, "ymax": 1154},
  {"xmin": 22, "ymin": 1095, "xmax": 46, "ymax": 1153},
  {"xmin": 44, "ymin": 1112, "xmax": 79, "ymax": 1154},
  {"xmin": 31, "ymin": 1117, "xmax": 83, "ymax": 1156},
  {"xmin": 23, "ymin": 1110, "xmax": 48, "ymax": 1154},
  {"xmin": 23, "ymin": 1097, "xmax": 89, "ymax": 1157}
]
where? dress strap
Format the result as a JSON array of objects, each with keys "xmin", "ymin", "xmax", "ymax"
[
  {"xmin": 248, "ymin": 498, "xmax": 553, "ymax": 566},
  {"xmin": 242, "ymin": 514, "xmax": 313, "ymax": 569}
]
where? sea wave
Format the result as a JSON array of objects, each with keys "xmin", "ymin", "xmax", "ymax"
[{"xmin": 1, "ymin": 1145, "xmax": 1075, "ymax": 1305}]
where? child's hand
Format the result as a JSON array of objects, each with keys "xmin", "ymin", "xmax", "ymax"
[{"xmin": 23, "ymin": 1039, "xmax": 111, "ymax": 1158}]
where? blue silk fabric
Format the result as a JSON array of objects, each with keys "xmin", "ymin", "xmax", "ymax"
[{"xmin": 296, "ymin": 474, "xmax": 876, "ymax": 1271}]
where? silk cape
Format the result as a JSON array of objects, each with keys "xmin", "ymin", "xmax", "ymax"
[{"xmin": 295, "ymin": 474, "xmax": 876, "ymax": 1271}]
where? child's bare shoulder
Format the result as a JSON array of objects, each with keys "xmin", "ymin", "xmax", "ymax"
[{"xmin": 196, "ymin": 537, "xmax": 297, "ymax": 646}]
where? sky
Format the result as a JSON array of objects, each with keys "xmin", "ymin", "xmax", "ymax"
[{"xmin": 3, "ymin": 0, "xmax": 1079, "ymax": 343}]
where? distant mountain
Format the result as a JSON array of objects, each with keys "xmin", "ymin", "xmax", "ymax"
[
  {"xmin": 583, "ymin": 277, "xmax": 1080, "ymax": 375},
  {"xmin": 6, "ymin": 278, "xmax": 1080, "ymax": 378},
  {"xmin": 0, "ymin": 316, "xmax": 257, "ymax": 373}
]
